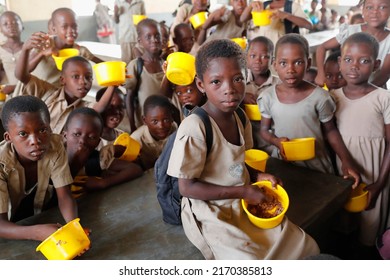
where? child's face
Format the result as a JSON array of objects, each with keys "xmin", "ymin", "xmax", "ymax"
[
  {"xmin": 196, "ymin": 57, "xmax": 245, "ymax": 113},
  {"xmin": 159, "ymin": 24, "xmax": 169, "ymax": 49},
  {"xmin": 101, "ymin": 92, "xmax": 125, "ymax": 129},
  {"xmin": 60, "ymin": 61, "xmax": 93, "ymax": 101},
  {"xmin": 362, "ymin": 0, "xmax": 390, "ymax": 27},
  {"xmin": 174, "ymin": 27, "xmax": 195, "ymax": 53},
  {"xmin": 143, "ymin": 106, "xmax": 173, "ymax": 141},
  {"xmin": 324, "ymin": 60, "xmax": 346, "ymax": 90},
  {"xmin": 273, "ymin": 43, "xmax": 309, "ymax": 88},
  {"xmin": 4, "ymin": 112, "xmax": 51, "ymax": 163},
  {"xmin": 138, "ymin": 23, "xmax": 162, "ymax": 55},
  {"xmin": 0, "ymin": 13, "xmax": 23, "ymax": 38},
  {"xmin": 175, "ymin": 83, "xmax": 203, "ymax": 107},
  {"xmin": 304, "ymin": 70, "xmax": 317, "ymax": 84},
  {"xmin": 192, "ymin": 0, "xmax": 208, "ymax": 10},
  {"xmin": 339, "ymin": 42, "xmax": 379, "ymax": 86},
  {"xmin": 51, "ymin": 10, "xmax": 78, "ymax": 46},
  {"xmin": 231, "ymin": 0, "xmax": 247, "ymax": 15},
  {"xmin": 247, "ymin": 42, "xmax": 272, "ymax": 76},
  {"xmin": 63, "ymin": 114, "xmax": 102, "ymax": 155}
]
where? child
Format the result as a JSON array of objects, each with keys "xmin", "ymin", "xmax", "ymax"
[
  {"xmin": 0, "ymin": 95, "xmax": 77, "ymax": 241},
  {"xmin": 95, "ymin": 86, "xmax": 126, "ymax": 150},
  {"xmin": 63, "ymin": 107, "xmax": 143, "ymax": 190},
  {"xmin": 315, "ymin": 0, "xmax": 390, "ymax": 88},
  {"xmin": 131, "ymin": 95, "xmax": 177, "ymax": 170},
  {"xmin": 125, "ymin": 18, "xmax": 165, "ymax": 132},
  {"xmin": 304, "ymin": 67, "xmax": 318, "ymax": 84},
  {"xmin": 173, "ymin": 23, "xmax": 198, "ymax": 56},
  {"xmin": 14, "ymin": 31, "xmax": 114, "ymax": 134},
  {"xmin": 245, "ymin": 36, "xmax": 278, "ymax": 153},
  {"xmin": 332, "ymin": 32, "xmax": 390, "ymax": 254},
  {"xmin": 167, "ymin": 39, "xmax": 320, "ymax": 259},
  {"xmin": 159, "ymin": 21, "xmax": 175, "ymax": 60},
  {"xmin": 323, "ymin": 50, "xmax": 346, "ymax": 91},
  {"xmin": 197, "ymin": 0, "xmax": 247, "ymax": 45},
  {"xmin": 240, "ymin": 0, "xmax": 312, "ymax": 45},
  {"xmin": 28, "ymin": 7, "xmax": 104, "ymax": 87},
  {"xmin": 258, "ymin": 34, "xmax": 360, "ymax": 184},
  {"xmin": 0, "ymin": 11, "xmax": 24, "ymax": 96}
]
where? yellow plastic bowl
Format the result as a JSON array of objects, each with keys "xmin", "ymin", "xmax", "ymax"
[
  {"xmin": 133, "ymin": 14, "xmax": 147, "ymax": 25},
  {"xmin": 242, "ymin": 181, "xmax": 289, "ymax": 229},
  {"xmin": 231, "ymin": 37, "xmax": 247, "ymax": 50},
  {"xmin": 344, "ymin": 183, "xmax": 368, "ymax": 213},
  {"xmin": 244, "ymin": 104, "xmax": 261, "ymax": 121},
  {"xmin": 166, "ymin": 52, "xmax": 196, "ymax": 86},
  {"xmin": 113, "ymin": 133, "xmax": 141, "ymax": 162},
  {"xmin": 36, "ymin": 218, "xmax": 90, "ymax": 260},
  {"xmin": 52, "ymin": 48, "xmax": 80, "ymax": 70},
  {"xmin": 189, "ymin": 11, "xmax": 208, "ymax": 29},
  {"xmin": 281, "ymin": 137, "xmax": 315, "ymax": 161},
  {"xmin": 245, "ymin": 149, "xmax": 268, "ymax": 172},
  {"xmin": 93, "ymin": 61, "xmax": 127, "ymax": 86},
  {"xmin": 252, "ymin": 10, "xmax": 273, "ymax": 26},
  {"xmin": 0, "ymin": 85, "xmax": 6, "ymax": 101}
]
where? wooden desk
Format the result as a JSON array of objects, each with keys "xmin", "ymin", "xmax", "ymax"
[{"xmin": 0, "ymin": 158, "xmax": 352, "ymax": 260}]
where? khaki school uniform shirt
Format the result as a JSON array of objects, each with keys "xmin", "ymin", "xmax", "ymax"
[
  {"xmin": 205, "ymin": 10, "xmax": 247, "ymax": 43},
  {"xmin": 0, "ymin": 134, "xmax": 73, "ymax": 221}
]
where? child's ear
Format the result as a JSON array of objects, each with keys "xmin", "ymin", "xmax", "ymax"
[
  {"xmin": 3, "ymin": 132, "xmax": 11, "ymax": 142},
  {"xmin": 142, "ymin": 115, "xmax": 147, "ymax": 124},
  {"xmin": 374, "ymin": 59, "xmax": 381, "ymax": 72},
  {"xmin": 59, "ymin": 74, "xmax": 65, "ymax": 86},
  {"xmin": 307, "ymin": 57, "xmax": 312, "ymax": 70},
  {"xmin": 195, "ymin": 76, "xmax": 205, "ymax": 95}
]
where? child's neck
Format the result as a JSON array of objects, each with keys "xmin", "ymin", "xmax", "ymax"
[
  {"xmin": 363, "ymin": 23, "xmax": 389, "ymax": 41},
  {"xmin": 343, "ymin": 82, "xmax": 376, "ymax": 99},
  {"xmin": 102, "ymin": 126, "xmax": 117, "ymax": 141},
  {"xmin": 251, "ymin": 70, "xmax": 270, "ymax": 87}
]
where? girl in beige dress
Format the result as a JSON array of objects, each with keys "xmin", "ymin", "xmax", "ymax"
[{"xmin": 167, "ymin": 39, "xmax": 320, "ymax": 260}]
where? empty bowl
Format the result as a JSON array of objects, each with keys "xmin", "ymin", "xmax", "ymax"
[
  {"xmin": 189, "ymin": 11, "xmax": 208, "ymax": 29},
  {"xmin": 242, "ymin": 181, "xmax": 289, "ymax": 229},
  {"xmin": 166, "ymin": 52, "xmax": 196, "ymax": 86},
  {"xmin": 244, "ymin": 104, "xmax": 261, "ymax": 121},
  {"xmin": 252, "ymin": 10, "xmax": 273, "ymax": 26},
  {"xmin": 93, "ymin": 61, "xmax": 127, "ymax": 86},
  {"xmin": 52, "ymin": 48, "xmax": 80, "ymax": 70},
  {"xmin": 231, "ymin": 37, "xmax": 247, "ymax": 50},
  {"xmin": 344, "ymin": 183, "xmax": 368, "ymax": 213},
  {"xmin": 36, "ymin": 218, "xmax": 90, "ymax": 260},
  {"xmin": 245, "ymin": 149, "xmax": 268, "ymax": 172},
  {"xmin": 133, "ymin": 14, "xmax": 147, "ymax": 25},
  {"xmin": 281, "ymin": 137, "xmax": 315, "ymax": 161},
  {"xmin": 113, "ymin": 133, "xmax": 141, "ymax": 162}
]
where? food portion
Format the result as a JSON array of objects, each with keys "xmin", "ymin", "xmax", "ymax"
[{"xmin": 247, "ymin": 187, "xmax": 284, "ymax": 219}]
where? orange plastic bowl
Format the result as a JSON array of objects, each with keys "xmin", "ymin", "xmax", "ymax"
[
  {"xmin": 52, "ymin": 48, "xmax": 80, "ymax": 70},
  {"xmin": 93, "ymin": 61, "xmax": 127, "ymax": 86}
]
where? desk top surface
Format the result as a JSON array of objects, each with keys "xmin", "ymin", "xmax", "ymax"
[{"xmin": 0, "ymin": 158, "xmax": 352, "ymax": 260}]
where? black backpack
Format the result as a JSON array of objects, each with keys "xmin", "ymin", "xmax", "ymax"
[
  {"xmin": 154, "ymin": 106, "xmax": 246, "ymax": 225},
  {"xmin": 263, "ymin": 0, "xmax": 299, "ymax": 34}
]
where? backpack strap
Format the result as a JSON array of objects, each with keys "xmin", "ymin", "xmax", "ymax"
[
  {"xmin": 133, "ymin": 57, "xmax": 144, "ymax": 105},
  {"xmin": 235, "ymin": 106, "xmax": 247, "ymax": 128},
  {"xmin": 191, "ymin": 107, "xmax": 213, "ymax": 157}
]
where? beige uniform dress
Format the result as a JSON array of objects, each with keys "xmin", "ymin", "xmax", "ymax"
[
  {"xmin": 0, "ymin": 46, "xmax": 21, "ymax": 85},
  {"xmin": 167, "ymin": 112, "xmax": 319, "ymax": 259},
  {"xmin": 131, "ymin": 124, "xmax": 176, "ymax": 170},
  {"xmin": 332, "ymin": 87, "xmax": 390, "ymax": 246},
  {"xmin": 205, "ymin": 9, "xmax": 246, "ymax": 43},
  {"xmin": 12, "ymin": 76, "xmax": 94, "ymax": 134},
  {"xmin": 0, "ymin": 134, "xmax": 73, "ymax": 221}
]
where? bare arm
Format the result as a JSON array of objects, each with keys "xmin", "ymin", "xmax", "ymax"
[
  {"xmin": 55, "ymin": 185, "xmax": 78, "ymax": 223},
  {"xmin": 259, "ymin": 116, "xmax": 289, "ymax": 158},
  {"xmin": 125, "ymin": 88, "xmax": 137, "ymax": 133},
  {"xmin": 371, "ymin": 54, "xmax": 390, "ymax": 88},
  {"xmin": 93, "ymin": 86, "xmax": 115, "ymax": 113},
  {"xmin": 272, "ymin": 10, "xmax": 313, "ymax": 30},
  {"xmin": 315, "ymin": 37, "xmax": 340, "ymax": 86},
  {"xmin": 197, "ymin": 6, "xmax": 227, "ymax": 45}
]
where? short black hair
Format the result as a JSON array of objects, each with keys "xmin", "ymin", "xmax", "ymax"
[
  {"xmin": 195, "ymin": 39, "xmax": 246, "ymax": 81},
  {"xmin": 342, "ymin": 32, "xmax": 379, "ymax": 60},
  {"xmin": 64, "ymin": 107, "xmax": 103, "ymax": 134},
  {"xmin": 143, "ymin": 95, "xmax": 175, "ymax": 116},
  {"xmin": 136, "ymin": 18, "xmax": 159, "ymax": 37},
  {"xmin": 275, "ymin": 33, "xmax": 310, "ymax": 59},
  {"xmin": 173, "ymin": 23, "xmax": 193, "ymax": 39},
  {"xmin": 325, "ymin": 50, "xmax": 341, "ymax": 64},
  {"xmin": 95, "ymin": 87, "xmax": 125, "ymax": 102},
  {"xmin": 1, "ymin": 95, "xmax": 50, "ymax": 131},
  {"xmin": 248, "ymin": 36, "xmax": 274, "ymax": 54},
  {"xmin": 0, "ymin": 11, "xmax": 23, "ymax": 25},
  {"xmin": 51, "ymin": 7, "xmax": 76, "ymax": 22},
  {"xmin": 62, "ymin": 56, "xmax": 91, "ymax": 72}
]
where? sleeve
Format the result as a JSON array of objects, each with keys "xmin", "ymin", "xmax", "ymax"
[
  {"xmin": 335, "ymin": 23, "xmax": 362, "ymax": 44},
  {"xmin": 12, "ymin": 75, "xmax": 56, "ymax": 99},
  {"xmin": 170, "ymin": 4, "xmax": 191, "ymax": 35},
  {"xmin": 291, "ymin": 2, "xmax": 310, "ymax": 22},
  {"xmin": 380, "ymin": 90, "xmax": 390, "ymax": 125},
  {"xmin": 257, "ymin": 87, "xmax": 273, "ymax": 119},
  {"xmin": 99, "ymin": 144, "xmax": 116, "ymax": 170},
  {"xmin": 124, "ymin": 59, "xmax": 138, "ymax": 91},
  {"xmin": 49, "ymin": 136, "xmax": 74, "ymax": 188},
  {"xmin": 78, "ymin": 46, "xmax": 96, "ymax": 61},
  {"xmin": 316, "ymin": 88, "xmax": 336, "ymax": 123},
  {"xmin": 0, "ymin": 166, "xmax": 9, "ymax": 214}
]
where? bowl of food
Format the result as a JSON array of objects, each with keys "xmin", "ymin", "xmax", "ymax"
[
  {"xmin": 189, "ymin": 11, "xmax": 208, "ymax": 29},
  {"xmin": 245, "ymin": 149, "xmax": 268, "ymax": 172},
  {"xmin": 93, "ymin": 61, "xmax": 127, "ymax": 86},
  {"xmin": 242, "ymin": 181, "xmax": 289, "ymax": 229},
  {"xmin": 113, "ymin": 132, "xmax": 141, "ymax": 162},
  {"xmin": 252, "ymin": 10, "xmax": 273, "ymax": 26},
  {"xmin": 52, "ymin": 48, "xmax": 80, "ymax": 70},
  {"xmin": 36, "ymin": 218, "xmax": 90, "ymax": 260},
  {"xmin": 244, "ymin": 104, "xmax": 261, "ymax": 121},
  {"xmin": 231, "ymin": 37, "xmax": 247, "ymax": 50},
  {"xmin": 281, "ymin": 137, "xmax": 315, "ymax": 161},
  {"xmin": 166, "ymin": 52, "xmax": 196, "ymax": 86},
  {"xmin": 344, "ymin": 183, "xmax": 368, "ymax": 213},
  {"xmin": 133, "ymin": 14, "xmax": 147, "ymax": 25}
]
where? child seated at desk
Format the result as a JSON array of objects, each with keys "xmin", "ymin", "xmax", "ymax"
[
  {"xmin": 131, "ymin": 95, "xmax": 177, "ymax": 171},
  {"xmin": 13, "ymin": 32, "xmax": 114, "ymax": 134},
  {"xmin": 63, "ymin": 107, "xmax": 143, "ymax": 191},
  {"xmin": 0, "ymin": 95, "xmax": 77, "ymax": 241},
  {"xmin": 27, "ymin": 7, "xmax": 104, "ymax": 87}
]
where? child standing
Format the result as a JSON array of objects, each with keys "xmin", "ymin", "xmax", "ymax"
[
  {"xmin": 258, "ymin": 34, "xmax": 360, "ymax": 184},
  {"xmin": 0, "ymin": 95, "xmax": 77, "ymax": 241},
  {"xmin": 173, "ymin": 23, "xmax": 198, "ymax": 56},
  {"xmin": 131, "ymin": 95, "xmax": 177, "ymax": 170},
  {"xmin": 0, "ymin": 11, "xmax": 24, "ymax": 96},
  {"xmin": 332, "ymin": 32, "xmax": 390, "ymax": 253},
  {"xmin": 63, "ymin": 107, "xmax": 143, "ymax": 190},
  {"xmin": 167, "ymin": 39, "xmax": 320, "ymax": 259},
  {"xmin": 125, "ymin": 18, "xmax": 164, "ymax": 132},
  {"xmin": 323, "ymin": 50, "xmax": 346, "ymax": 91},
  {"xmin": 315, "ymin": 0, "xmax": 390, "ymax": 88}
]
